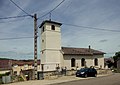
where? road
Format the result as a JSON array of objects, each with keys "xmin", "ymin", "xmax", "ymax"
[{"xmin": 51, "ymin": 73, "xmax": 120, "ymax": 85}]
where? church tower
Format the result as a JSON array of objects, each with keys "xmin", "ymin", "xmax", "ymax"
[{"xmin": 39, "ymin": 20, "xmax": 62, "ymax": 71}]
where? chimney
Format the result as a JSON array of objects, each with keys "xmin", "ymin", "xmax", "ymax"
[{"xmin": 89, "ymin": 45, "xmax": 91, "ymax": 52}]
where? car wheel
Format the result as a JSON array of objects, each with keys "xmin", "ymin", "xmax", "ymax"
[
  {"xmin": 94, "ymin": 74, "xmax": 97, "ymax": 77},
  {"xmin": 84, "ymin": 74, "xmax": 87, "ymax": 78}
]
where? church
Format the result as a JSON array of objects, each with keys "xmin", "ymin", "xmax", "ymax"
[{"xmin": 39, "ymin": 20, "xmax": 105, "ymax": 71}]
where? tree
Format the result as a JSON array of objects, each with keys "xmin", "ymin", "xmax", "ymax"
[
  {"xmin": 106, "ymin": 60, "xmax": 114, "ymax": 68},
  {"xmin": 113, "ymin": 51, "xmax": 120, "ymax": 68}
]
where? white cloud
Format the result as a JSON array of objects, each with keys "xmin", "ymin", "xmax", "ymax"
[{"xmin": 0, "ymin": 0, "xmax": 120, "ymax": 59}]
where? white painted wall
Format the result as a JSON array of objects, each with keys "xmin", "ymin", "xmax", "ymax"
[
  {"xmin": 40, "ymin": 21, "xmax": 62, "ymax": 71},
  {"xmin": 63, "ymin": 54, "xmax": 104, "ymax": 70},
  {"xmin": 40, "ymin": 21, "xmax": 104, "ymax": 71}
]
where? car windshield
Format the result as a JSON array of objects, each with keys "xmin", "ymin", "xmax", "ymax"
[{"xmin": 79, "ymin": 68, "xmax": 89, "ymax": 72}]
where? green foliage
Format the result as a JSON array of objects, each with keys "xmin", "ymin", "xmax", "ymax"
[
  {"xmin": 106, "ymin": 60, "xmax": 114, "ymax": 68},
  {"xmin": 113, "ymin": 51, "xmax": 120, "ymax": 68},
  {"xmin": 113, "ymin": 68, "xmax": 120, "ymax": 73},
  {"xmin": 18, "ymin": 76, "xmax": 24, "ymax": 81},
  {"xmin": 5, "ymin": 72, "xmax": 10, "ymax": 75},
  {"xmin": 11, "ymin": 75, "xmax": 25, "ymax": 82},
  {"xmin": 113, "ymin": 51, "xmax": 120, "ymax": 61},
  {"xmin": 0, "ymin": 74, "xmax": 6, "ymax": 78},
  {"xmin": 0, "ymin": 78, "xmax": 2, "ymax": 84},
  {"xmin": 0, "ymin": 72, "xmax": 10, "ymax": 78}
]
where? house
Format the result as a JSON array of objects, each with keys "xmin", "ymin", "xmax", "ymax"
[
  {"xmin": 39, "ymin": 20, "xmax": 105, "ymax": 71},
  {"xmin": 0, "ymin": 59, "xmax": 12, "ymax": 74},
  {"xmin": 0, "ymin": 59, "xmax": 40, "ymax": 76},
  {"xmin": 12, "ymin": 60, "xmax": 40, "ymax": 75},
  {"xmin": 62, "ymin": 47, "xmax": 105, "ymax": 70}
]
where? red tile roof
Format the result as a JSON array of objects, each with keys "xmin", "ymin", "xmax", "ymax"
[
  {"xmin": 62, "ymin": 47, "xmax": 105, "ymax": 55},
  {"xmin": 0, "ymin": 60, "xmax": 12, "ymax": 70},
  {"xmin": 0, "ymin": 59, "xmax": 40, "ymax": 69},
  {"xmin": 12, "ymin": 60, "xmax": 40, "ymax": 66}
]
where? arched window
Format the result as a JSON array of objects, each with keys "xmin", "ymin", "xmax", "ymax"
[
  {"xmin": 51, "ymin": 25, "xmax": 55, "ymax": 30},
  {"xmin": 81, "ymin": 58, "xmax": 85, "ymax": 66},
  {"xmin": 71, "ymin": 58, "xmax": 75, "ymax": 67},
  {"xmin": 94, "ymin": 58, "xmax": 98, "ymax": 66}
]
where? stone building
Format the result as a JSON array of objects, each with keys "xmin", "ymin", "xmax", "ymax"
[{"xmin": 40, "ymin": 20, "xmax": 105, "ymax": 71}]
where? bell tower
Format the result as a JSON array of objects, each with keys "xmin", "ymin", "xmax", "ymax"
[{"xmin": 39, "ymin": 20, "xmax": 62, "ymax": 71}]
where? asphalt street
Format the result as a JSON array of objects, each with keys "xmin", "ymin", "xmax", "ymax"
[{"xmin": 51, "ymin": 73, "xmax": 120, "ymax": 85}]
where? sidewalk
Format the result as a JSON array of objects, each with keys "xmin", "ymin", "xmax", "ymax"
[{"xmin": 3, "ymin": 74, "xmax": 113, "ymax": 85}]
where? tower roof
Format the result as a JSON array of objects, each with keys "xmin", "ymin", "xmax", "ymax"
[{"xmin": 39, "ymin": 20, "xmax": 62, "ymax": 28}]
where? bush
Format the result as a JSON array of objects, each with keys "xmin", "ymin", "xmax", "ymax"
[
  {"xmin": 0, "ymin": 72, "xmax": 11, "ymax": 84},
  {"xmin": 0, "ymin": 78, "xmax": 3, "ymax": 84},
  {"xmin": 112, "ymin": 68, "xmax": 120, "ymax": 73},
  {"xmin": 0, "ymin": 72, "xmax": 10, "ymax": 78},
  {"xmin": 0, "ymin": 74, "xmax": 6, "ymax": 78},
  {"xmin": 18, "ymin": 76, "xmax": 24, "ymax": 81}
]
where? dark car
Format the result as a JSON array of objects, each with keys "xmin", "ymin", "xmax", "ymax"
[{"xmin": 76, "ymin": 68, "xmax": 97, "ymax": 78}]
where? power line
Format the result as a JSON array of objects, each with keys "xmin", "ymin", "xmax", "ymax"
[
  {"xmin": 52, "ymin": 0, "xmax": 72, "ymax": 20},
  {"xmin": 38, "ymin": 0, "xmax": 65, "ymax": 19},
  {"xmin": 0, "ymin": 17, "xmax": 31, "ymax": 23},
  {"xmin": 0, "ymin": 18, "xmax": 31, "ymax": 23},
  {"xmin": 0, "ymin": 31, "xmax": 32, "ymax": 36},
  {"xmin": 0, "ymin": 15, "xmax": 30, "ymax": 20},
  {"xmin": 62, "ymin": 23, "xmax": 120, "ymax": 33},
  {"xmin": 9, "ymin": 0, "xmax": 33, "ymax": 17},
  {"xmin": 0, "ymin": 37, "xmax": 34, "ymax": 40}
]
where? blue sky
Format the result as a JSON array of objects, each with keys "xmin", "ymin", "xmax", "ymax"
[{"xmin": 0, "ymin": 0, "xmax": 120, "ymax": 59}]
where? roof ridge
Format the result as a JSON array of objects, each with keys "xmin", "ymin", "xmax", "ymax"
[
  {"xmin": 62, "ymin": 46, "xmax": 105, "ymax": 55},
  {"xmin": 62, "ymin": 47, "xmax": 88, "ymax": 49}
]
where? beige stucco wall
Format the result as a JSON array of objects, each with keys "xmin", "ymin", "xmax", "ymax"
[
  {"xmin": 12, "ymin": 65, "xmax": 40, "ymax": 75},
  {"xmin": 40, "ymin": 22, "xmax": 62, "ymax": 71},
  {"xmin": 40, "ymin": 50, "xmax": 62, "ymax": 71},
  {"xmin": 45, "ymin": 31, "xmax": 61, "ymax": 49},
  {"xmin": 41, "ymin": 23, "xmax": 61, "ymax": 51},
  {"xmin": 63, "ymin": 54, "xmax": 104, "ymax": 70},
  {"xmin": 40, "ymin": 21, "xmax": 105, "ymax": 72}
]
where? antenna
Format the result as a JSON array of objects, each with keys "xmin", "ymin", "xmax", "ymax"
[{"xmin": 49, "ymin": 13, "xmax": 51, "ymax": 21}]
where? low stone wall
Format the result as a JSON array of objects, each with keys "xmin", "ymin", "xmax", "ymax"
[
  {"xmin": 38, "ymin": 69, "xmax": 112, "ymax": 80},
  {"xmin": 66, "ymin": 69, "xmax": 112, "ymax": 75},
  {"xmin": 43, "ymin": 71, "xmax": 59, "ymax": 79},
  {"xmin": 97, "ymin": 69, "xmax": 112, "ymax": 75},
  {"xmin": 38, "ymin": 71, "xmax": 60, "ymax": 80},
  {"xmin": 38, "ymin": 70, "xmax": 77, "ymax": 80},
  {"xmin": 66, "ymin": 70, "xmax": 76, "ymax": 76},
  {"xmin": 113, "ymin": 68, "xmax": 120, "ymax": 73}
]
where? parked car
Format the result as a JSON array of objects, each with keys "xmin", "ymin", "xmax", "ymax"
[{"xmin": 76, "ymin": 68, "xmax": 97, "ymax": 78}]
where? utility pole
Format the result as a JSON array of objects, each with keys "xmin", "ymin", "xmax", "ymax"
[{"xmin": 33, "ymin": 14, "xmax": 38, "ymax": 80}]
